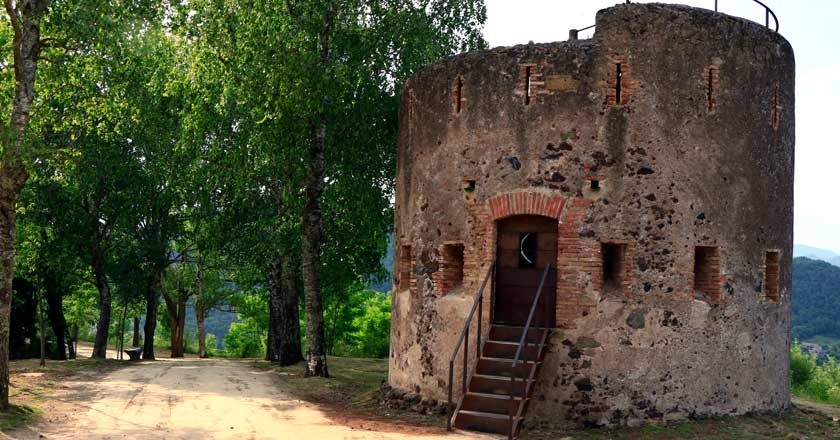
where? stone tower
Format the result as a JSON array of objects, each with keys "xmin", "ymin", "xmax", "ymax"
[{"xmin": 387, "ymin": 2, "xmax": 794, "ymax": 434}]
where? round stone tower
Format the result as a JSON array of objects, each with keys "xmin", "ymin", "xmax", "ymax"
[{"xmin": 388, "ymin": 2, "xmax": 794, "ymax": 431}]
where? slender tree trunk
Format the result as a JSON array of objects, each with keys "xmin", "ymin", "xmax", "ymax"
[
  {"xmin": 142, "ymin": 275, "xmax": 160, "ymax": 360},
  {"xmin": 0, "ymin": 196, "xmax": 17, "ymax": 408},
  {"xmin": 162, "ymin": 289, "xmax": 186, "ymax": 358},
  {"xmin": 117, "ymin": 300, "xmax": 128, "ymax": 360},
  {"xmin": 195, "ymin": 257, "xmax": 207, "ymax": 358},
  {"xmin": 280, "ymin": 256, "xmax": 302, "ymax": 365},
  {"xmin": 132, "ymin": 317, "xmax": 140, "ymax": 347},
  {"xmin": 43, "ymin": 271, "xmax": 67, "ymax": 360},
  {"xmin": 68, "ymin": 324, "xmax": 77, "ymax": 359},
  {"xmin": 0, "ymin": 0, "xmax": 48, "ymax": 409},
  {"xmin": 91, "ymin": 250, "xmax": 111, "ymax": 359},
  {"xmin": 37, "ymin": 290, "xmax": 44, "ymax": 366},
  {"xmin": 267, "ymin": 256, "xmax": 303, "ymax": 365},
  {"xmin": 302, "ymin": 121, "xmax": 328, "ymax": 377}
]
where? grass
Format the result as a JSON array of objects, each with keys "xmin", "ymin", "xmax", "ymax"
[
  {"xmin": 258, "ymin": 356, "xmax": 840, "ymax": 439},
  {"xmin": 256, "ymin": 356, "xmax": 445, "ymax": 427},
  {"xmin": 0, "ymin": 405, "xmax": 40, "ymax": 431}
]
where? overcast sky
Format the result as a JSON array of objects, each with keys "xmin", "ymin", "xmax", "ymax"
[{"xmin": 483, "ymin": 0, "xmax": 840, "ymax": 254}]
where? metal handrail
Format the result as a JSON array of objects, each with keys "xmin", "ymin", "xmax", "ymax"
[
  {"xmin": 569, "ymin": 0, "xmax": 780, "ymax": 41},
  {"xmin": 715, "ymin": 0, "xmax": 779, "ymax": 32},
  {"xmin": 507, "ymin": 263, "xmax": 551, "ymax": 440},
  {"xmin": 447, "ymin": 262, "xmax": 495, "ymax": 431}
]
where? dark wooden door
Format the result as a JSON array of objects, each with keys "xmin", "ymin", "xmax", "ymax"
[{"xmin": 494, "ymin": 215, "xmax": 557, "ymax": 327}]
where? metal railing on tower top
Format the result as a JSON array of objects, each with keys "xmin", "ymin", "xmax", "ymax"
[{"xmin": 568, "ymin": 0, "xmax": 779, "ymax": 41}]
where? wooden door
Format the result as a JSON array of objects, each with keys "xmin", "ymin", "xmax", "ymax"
[{"xmin": 494, "ymin": 215, "xmax": 557, "ymax": 327}]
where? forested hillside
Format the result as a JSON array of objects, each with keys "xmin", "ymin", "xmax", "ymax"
[{"xmin": 793, "ymin": 257, "xmax": 840, "ymax": 340}]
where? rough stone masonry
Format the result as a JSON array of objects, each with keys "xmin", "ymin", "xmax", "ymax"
[{"xmin": 388, "ymin": 2, "xmax": 794, "ymax": 429}]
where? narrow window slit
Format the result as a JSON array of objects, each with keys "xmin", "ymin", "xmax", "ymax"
[
  {"xmin": 525, "ymin": 66, "xmax": 532, "ymax": 105},
  {"xmin": 455, "ymin": 75, "xmax": 463, "ymax": 113},
  {"xmin": 399, "ymin": 245, "xmax": 413, "ymax": 291},
  {"xmin": 764, "ymin": 250, "xmax": 780, "ymax": 302},
  {"xmin": 707, "ymin": 67, "xmax": 715, "ymax": 111},
  {"xmin": 615, "ymin": 63, "xmax": 623, "ymax": 105},
  {"xmin": 601, "ymin": 243, "xmax": 627, "ymax": 292}
]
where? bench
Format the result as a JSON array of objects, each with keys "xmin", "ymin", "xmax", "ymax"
[{"xmin": 124, "ymin": 347, "xmax": 142, "ymax": 361}]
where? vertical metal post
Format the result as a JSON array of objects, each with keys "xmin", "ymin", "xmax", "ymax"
[
  {"xmin": 714, "ymin": 0, "xmax": 718, "ymax": 12},
  {"xmin": 447, "ymin": 361, "xmax": 454, "ymax": 431},
  {"xmin": 463, "ymin": 326, "xmax": 469, "ymax": 395},
  {"xmin": 765, "ymin": 9, "xmax": 769, "ymax": 27},
  {"xmin": 509, "ymin": 375, "xmax": 515, "ymax": 440},
  {"xmin": 477, "ymin": 295, "xmax": 483, "ymax": 360}
]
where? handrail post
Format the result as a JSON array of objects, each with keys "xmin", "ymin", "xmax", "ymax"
[
  {"xmin": 447, "ymin": 360, "xmax": 454, "ymax": 431},
  {"xmin": 507, "ymin": 263, "xmax": 551, "ymax": 439},
  {"xmin": 463, "ymin": 326, "xmax": 469, "ymax": 395},
  {"xmin": 477, "ymin": 295, "xmax": 482, "ymax": 360}
]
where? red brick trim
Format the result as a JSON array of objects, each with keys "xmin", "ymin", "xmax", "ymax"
[
  {"xmin": 604, "ymin": 55, "xmax": 639, "ymax": 107},
  {"xmin": 487, "ymin": 191, "xmax": 565, "ymax": 221}
]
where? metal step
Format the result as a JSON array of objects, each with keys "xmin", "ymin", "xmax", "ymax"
[
  {"xmin": 453, "ymin": 410, "xmax": 522, "ymax": 435},
  {"xmin": 460, "ymin": 391, "xmax": 528, "ymax": 414},
  {"xmin": 469, "ymin": 374, "xmax": 535, "ymax": 397}
]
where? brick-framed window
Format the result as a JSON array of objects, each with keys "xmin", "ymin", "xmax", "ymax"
[
  {"xmin": 694, "ymin": 246, "xmax": 721, "ymax": 301},
  {"xmin": 601, "ymin": 241, "xmax": 631, "ymax": 296},
  {"xmin": 764, "ymin": 250, "xmax": 781, "ymax": 302},
  {"xmin": 438, "ymin": 242, "xmax": 465, "ymax": 294},
  {"xmin": 452, "ymin": 74, "xmax": 465, "ymax": 113},
  {"xmin": 604, "ymin": 56, "xmax": 635, "ymax": 106},
  {"xmin": 398, "ymin": 244, "xmax": 413, "ymax": 291},
  {"xmin": 520, "ymin": 64, "xmax": 542, "ymax": 105},
  {"xmin": 705, "ymin": 63, "xmax": 720, "ymax": 112}
]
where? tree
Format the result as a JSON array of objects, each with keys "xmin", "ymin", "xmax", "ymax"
[
  {"xmin": 0, "ymin": 0, "xmax": 51, "ymax": 408},
  {"xmin": 177, "ymin": 0, "xmax": 486, "ymax": 377}
]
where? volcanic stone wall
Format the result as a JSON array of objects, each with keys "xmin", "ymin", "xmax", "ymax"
[{"xmin": 388, "ymin": 3, "xmax": 794, "ymax": 428}]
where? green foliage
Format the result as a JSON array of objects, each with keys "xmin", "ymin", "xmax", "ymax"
[
  {"xmin": 223, "ymin": 318, "xmax": 266, "ymax": 358},
  {"xmin": 793, "ymin": 257, "xmax": 840, "ymax": 340},
  {"xmin": 791, "ymin": 342, "xmax": 840, "ymax": 405},
  {"xmin": 326, "ymin": 284, "xmax": 391, "ymax": 358}
]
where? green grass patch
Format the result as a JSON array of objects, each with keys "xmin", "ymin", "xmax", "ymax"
[{"xmin": 0, "ymin": 405, "xmax": 40, "ymax": 431}]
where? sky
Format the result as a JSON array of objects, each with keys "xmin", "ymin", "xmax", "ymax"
[{"xmin": 483, "ymin": 0, "xmax": 840, "ymax": 254}]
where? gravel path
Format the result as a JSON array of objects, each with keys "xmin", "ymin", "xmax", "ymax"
[{"xmin": 10, "ymin": 356, "xmax": 490, "ymax": 440}]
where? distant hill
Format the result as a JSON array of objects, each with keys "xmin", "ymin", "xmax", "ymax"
[
  {"xmin": 793, "ymin": 257, "xmax": 840, "ymax": 340},
  {"xmin": 794, "ymin": 244, "xmax": 840, "ymax": 267},
  {"xmin": 368, "ymin": 234, "xmax": 394, "ymax": 293}
]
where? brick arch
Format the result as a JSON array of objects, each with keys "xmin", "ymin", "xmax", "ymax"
[{"xmin": 487, "ymin": 191, "xmax": 565, "ymax": 221}]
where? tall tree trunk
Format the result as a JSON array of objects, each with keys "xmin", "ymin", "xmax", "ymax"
[
  {"xmin": 90, "ymin": 249, "xmax": 111, "ymax": 359},
  {"xmin": 194, "ymin": 256, "xmax": 207, "ymax": 358},
  {"xmin": 132, "ymin": 317, "xmax": 140, "ymax": 347},
  {"xmin": 43, "ymin": 271, "xmax": 67, "ymax": 360},
  {"xmin": 68, "ymin": 323, "xmax": 77, "ymax": 359},
  {"xmin": 162, "ymin": 289, "xmax": 186, "ymax": 358},
  {"xmin": 302, "ymin": 121, "xmax": 328, "ymax": 378},
  {"xmin": 278, "ymin": 255, "xmax": 302, "ymax": 365},
  {"xmin": 37, "ymin": 290, "xmax": 44, "ymax": 366},
  {"xmin": 0, "ymin": 196, "xmax": 17, "ymax": 409},
  {"xmin": 0, "ymin": 0, "xmax": 48, "ymax": 410},
  {"xmin": 142, "ymin": 275, "xmax": 160, "ymax": 360}
]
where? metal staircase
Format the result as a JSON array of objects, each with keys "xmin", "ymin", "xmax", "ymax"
[{"xmin": 448, "ymin": 263, "xmax": 552, "ymax": 439}]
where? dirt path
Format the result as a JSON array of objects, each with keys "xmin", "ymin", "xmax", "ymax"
[{"xmin": 8, "ymin": 357, "xmax": 491, "ymax": 440}]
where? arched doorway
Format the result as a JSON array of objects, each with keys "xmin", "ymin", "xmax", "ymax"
[{"xmin": 493, "ymin": 215, "xmax": 557, "ymax": 327}]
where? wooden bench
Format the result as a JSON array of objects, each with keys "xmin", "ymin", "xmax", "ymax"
[{"xmin": 124, "ymin": 347, "xmax": 142, "ymax": 361}]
